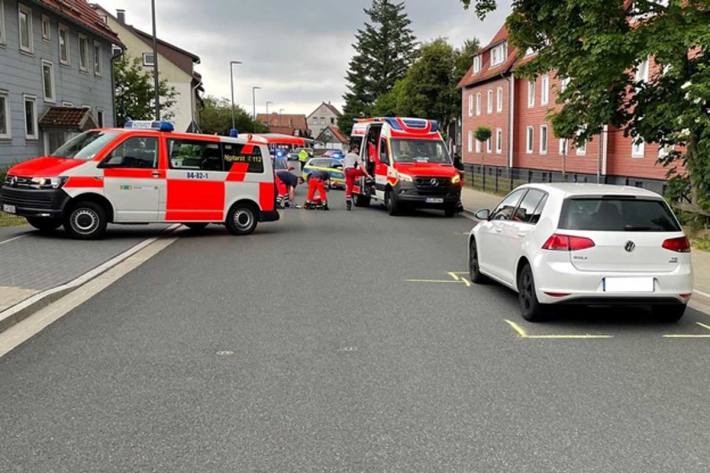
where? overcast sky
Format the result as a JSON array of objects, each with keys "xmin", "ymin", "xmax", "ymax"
[{"xmin": 97, "ymin": 0, "xmax": 512, "ymax": 116}]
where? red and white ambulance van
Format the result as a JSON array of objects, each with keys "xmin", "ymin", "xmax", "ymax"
[
  {"xmin": 350, "ymin": 117, "xmax": 462, "ymax": 216},
  {"xmin": 0, "ymin": 121, "xmax": 279, "ymax": 239}
]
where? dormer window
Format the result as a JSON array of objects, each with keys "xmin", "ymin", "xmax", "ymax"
[
  {"xmin": 490, "ymin": 42, "xmax": 507, "ymax": 66},
  {"xmin": 473, "ymin": 55, "xmax": 481, "ymax": 74}
]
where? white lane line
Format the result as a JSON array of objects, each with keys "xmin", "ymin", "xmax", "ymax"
[
  {"xmin": 0, "ymin": 234, "xmax": 28, "ymax": 246},
  {"xmin": 694, "ymin": 290, "xmax": 710, "ymax": 298}
]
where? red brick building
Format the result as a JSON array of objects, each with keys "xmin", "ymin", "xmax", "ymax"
[{"xmin": 459, "ymin": 24, "xmax": 674, "ymax": 193}]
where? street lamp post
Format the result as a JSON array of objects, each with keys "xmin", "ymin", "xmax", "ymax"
[
  {"xmin": 252, "ymin": 86, "xmax": 262, "ymax": 120},
  {"xmin": 151, "ymin": 0, "xmax": 160, "ymax": 120},
  {"xmin": 229, "ymin": 61, "xmax": 242, "ymax": 131}
]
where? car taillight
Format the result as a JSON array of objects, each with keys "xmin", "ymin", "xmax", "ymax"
[
  {"xmin": 662, "ymin": 236, "xmax": 691, "ymax": 253},
  {"xmin": 542, "ymin": 234, "xmax": 595, "ymax": 251}
]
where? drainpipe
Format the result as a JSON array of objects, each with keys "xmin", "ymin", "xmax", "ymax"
[
  {"xmin": 110, "ymin": 45, "xmax": 124, "ymax": 127},
  {"xmin": 598, "ymin": 125, "xmax": 608, "ymax": 183},
  {"xmin": 191, "ymin": 77, "xmax": 203, "ymax": 130},
  {"xmin": 507, "ymin": 73, "xmax": 515, "ymax": 169}
]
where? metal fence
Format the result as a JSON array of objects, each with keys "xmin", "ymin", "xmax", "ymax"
[{"xmin": 462, "ymin": 164, "xmax": 667, "ymax": 196}]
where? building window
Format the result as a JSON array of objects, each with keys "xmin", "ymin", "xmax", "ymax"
[
  {"xmin": 496, "ymin": 128, "xmax": 503, "ymax": 154},
  {"xmin": 487, "ymin": 89, "xmax": 493, "ymax": 114},
  {"xmin": 97, "ymin": 109, "xmax": 105, "ymax": 128},
  {"xmin": 0, "ymin": 92, "xmax": 10, "ymax": 139},
  {"xmin": 541, "ymin": 74, "xmax": 549, "ymax": 105},
  {"xmin": 41, "ymin": 14, "xmax": 50, "ymax": 41},
  {"xmin": 79, "ymin": 35, "xmax": 89, "ymax": 71},
  {"xmin": 468, "ymin": 95, "xmax": 473, "ymax": 117},
  {"xmin": 94, "ymin": 41, "xmax": 102, "ymax": 76},
  {"xmin": 527, "ymin": 80, "xmax": 535, "ymax": 108},
  {"xmin": 0, "ymin": 0, "xmax": 6, "ymax": 45},
  {"xmin": 24, "ymin": 95, "xmax": 38, "ymax": 140},
  {"xmin": 18, "ymin": 3, "xmax": 33, "ymax": 53},
  {"xmin": 467, "ymin": 130, "xmax": 473, "ymax": 153},
  {"xmin": 143, "ymin": 52, "xmax": 155, "ymax": 67},
  {"xmin": 560, "ymin": 77, "xmax": 570, "ymax": 93},
  {"xmin": 41, "ymin": 60, "xmax": 55, "ymax": 102},
  {"xmin": 486, "ymin": 137, "xmax": 492, "ymax": 153},
  {"xmin": 490, "ymin": 42, "xmax": 507, "ymax": 66},
  {"xmin": 576, "ymin": 140, "xmax": 587, "ymax": 156},
  {"xmin": 475, "ymin": 137, "xmax": 481, "ymax": 153},
  {"xmin": 559, "ymin": 138, "xmax": 568, "ymax": 156},
  {"xmin": 540, "ymin": 125, "xmax": 548, "ymax": 154},
  {"xmin": 526, "ymin": 126, "xmax": 534, "ymax": 154},
  {"xmin": 632, "ymin": 139, "xmax": 645, "ymax": 158},
  {"xmin": 475, "ymin": 93, "xmax": 481, "ymax": 116},
  {"xmin": 99, "ymin": 14, "xmax": 108, "ymax": 24},
  {"xmin": 635, "ymin": 57, "xmax": 650, "ymax": 83},
  {"xmin": 496, "ymin": 87, "xmax": 503, "ymax": 112},
  {"xmin": 473, "ymin": 55, "xmax": 481, "ymax": 73},
  {"xmin": 58, "ymin": 25, "xmax": 69, "ymax": 64},
  {"xmin": 330, "ymin": 117, "xmax": 335, "ymax": 124}
]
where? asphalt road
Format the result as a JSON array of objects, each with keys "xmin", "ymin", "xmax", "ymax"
[{"xmin": 1, "ymin": 188, "xmax": 710, "ymax": 473}]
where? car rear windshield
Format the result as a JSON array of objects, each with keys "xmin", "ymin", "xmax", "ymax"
[
  {"xmin": 51, "ymin": 130, "xmax": 120, "ymax": 160},
  {"xmin": 559, "ymin": 197, "xmax": 681, "ymax": 232}
]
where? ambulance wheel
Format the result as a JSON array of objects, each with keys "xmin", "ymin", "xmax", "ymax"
[
  {"xmin": 226, "ymin": 203, "xmax": 258, "ymax": 236},
  {"xmin": 26, "ymin": 217, "xmax": 62, "ymax": 233},
  {"xmin": 64, "ymin": 201, "xmax": 107, "ymax": 240},
  {"xmin": 354, "ymin": 193, "xmax": 370, "ymax": 207},
  {"xmin": 184, "ymin": 223, "xmax": 208, "ymax": 232},
  {"xmin": 385, "ymin": 189, "xmax": 400, "ymax": 216}
]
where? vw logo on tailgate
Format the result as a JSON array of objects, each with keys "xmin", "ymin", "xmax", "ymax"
[{"xmin": 624, "ymin": 241, "xmax": 636, "ymax": 253}]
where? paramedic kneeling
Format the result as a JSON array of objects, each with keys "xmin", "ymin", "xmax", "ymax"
[{"xmin": 343, "ymin": 144, "xmax": 372, "ymax": 211}]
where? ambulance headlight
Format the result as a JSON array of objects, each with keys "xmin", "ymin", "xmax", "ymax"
[
  {"xmin": 451, "ymin": 174, "xmax": 461, "ymax": 185},
  {"xmin": 30, "ymin": 177, "xmax": 67, "ymax": 189},
  {"xmin": 397, "ymin": 172, "xmax": 413, "ymax": 183}
]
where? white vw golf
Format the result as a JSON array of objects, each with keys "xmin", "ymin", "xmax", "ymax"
[{"xmin": 468, "ymin": 183, "xmax": 693, "ymax": 322}]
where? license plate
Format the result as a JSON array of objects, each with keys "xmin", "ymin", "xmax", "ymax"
[
  {"xmin": 426, "ymin": 197, "xmax": 444, "ymax": 204},
  {"xmin": 2, "ymin": 204, "xmax": 16, "ymax": 214},
  {"xmin": 604, "ymin": 277, "xmax": 654, "ymax": 293}
]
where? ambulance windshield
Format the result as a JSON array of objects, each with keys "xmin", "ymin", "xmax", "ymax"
[
  {"xmin": 391, "ymin": 139, "xmax": 451, "ymax": 164},
  {"xmin": 51, "ymin": 130, "xmax": 121, "ymax": 160}
]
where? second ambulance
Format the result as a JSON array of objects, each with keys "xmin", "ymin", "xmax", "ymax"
[
  {"xmin": 0, "ymin": 121, "xmax": 279, "ymax": 239},
  {"xmin": 350, "ymin": 117, "xmax": 462, "ymax": 216}
]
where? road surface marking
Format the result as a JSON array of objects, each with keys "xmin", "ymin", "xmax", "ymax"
[
  {"xmin": 448, "ymin": 272, "xmax": 460, "ymax": 281},
  {"xmin": 504, "ymin": 319, "xmax": 613, "ymax": 340},
  {"xmin": 663, "ymin": 322, "xmax": 710, "ymax": 339},
  {"xmin": 461, "ymin": 277, "xmax": 472, "ymax": 287},
  {"xmin": 0, "ymin": 234, "xmax": 28, "ymax": 246},
  {"xmin": 407, "ymin": 279, "xmax": 463, "ymax": 284}
]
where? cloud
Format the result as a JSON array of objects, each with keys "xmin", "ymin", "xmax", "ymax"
[{"xmin": 96, "ymin": 0, "xmax": 512, "ymax": 115}]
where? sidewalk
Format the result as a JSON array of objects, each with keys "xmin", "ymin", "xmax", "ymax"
[{"xmin": 461, "ymin": 186, "xmax": 710, "ymax": 300}]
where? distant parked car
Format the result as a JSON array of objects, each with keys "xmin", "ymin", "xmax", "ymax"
[
  {"xmin": 303, "ymin": 158, "xmax": 345, "ymax": 189},
  {"xmin": 322, "ymin": 150, "xmax": 344, "ymax": 160},
  {"xmin": 468, "ymin": 183, "xmax": 693, "ymax": 322}
]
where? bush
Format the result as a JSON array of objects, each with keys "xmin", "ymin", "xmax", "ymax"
[{"xmin": 0, "ymin": 167, "xmax": 7, "ymax": 184}]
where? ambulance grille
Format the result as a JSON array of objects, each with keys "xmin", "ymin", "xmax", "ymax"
[{"xmin": 1, "ymin": 188, "xmax": 54, "ymax": 208}]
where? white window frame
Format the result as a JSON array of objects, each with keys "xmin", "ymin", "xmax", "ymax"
[
  {"xmin": 487, "ymin": 89, "xmax": 493, "ymax": 114},
  {"xmin": 93, "ymin": 41, "xmax": 102, "ymax": 76},
  {"xmin": 576, "ymin": 140, "xmax": 587, "ymax": 156},
  {"xmin": 62, "ymin": 101, "xmax": 73, "ymax": 107},
  {"xmin": 0, "ymin": 91, "xmax": 11, "ymax": 139},
  {"xmin": 0, "ymin": 0, "xmax": 6, "ymax": 45},
  {"xmin": 473, "ymin": 55, "xmax": 481, "ymax": 73},
  {"xmin": 41, "ymin": 14, "xmax": 50, "ymax": 41},
  {"xmin": 18, "ymin": 3, "xmax": 33, "ymax": 53},
  {"xmin": 658, "ymin": 145, "xmax": 671, "ymax": 159},
  {"xmin": 486, "ymin": 137, "xmax": 492, "ymax": 153},
  {"xmin": 635, "ymin": 56, "xmax": 650, "ymax": 83},
  {"xmin": 526, "ymin": 126, "xmax": 534, "ymax": 154},
  {"xmin": 23, "ymin": 95, "xmax": 38, "ymax": 140},
  {"xmin": 496, "ymin": 87, "xmax": 503, "ymax": 113},
  {"xmin": 541, "ymin": 74, "xmax": 549, "ymax": 105},
  {"xmin": 41, "ymin": 59, "xmax": 55, "ymax": 103},
  {"xmin": 78, "ymin": 34, "xmax": 89, "ymax": 71},
  {"xmin": 467, "ymin": 130, "xmax": 473, "ymax": 153},
  {"xmin": 559, "ymin": 77, "xmax": 570, "ymax": 93},
  {"xmin": 539, "ymin": 125, "xmax": 548, "ymax": 155},
  {"xmin": 58, "ymin": 24, "xmax": 70, "ymax": 64},
  {"xmin": 527, "ymin": 80, "xmax": 535, "ymax": 108},
  {"xmin": 468, "ymin": 94, "xmax": 473, "ymax": 117},
  {"xmin": 495, "ymin": 128, "xmax": 503, "ymax": 154},
  {"xmin": 632, "ymin": 139, "xmax": 645, "ymax": 158},
  {"xmin": 559, "ymin": 138, "xmax": 568, "ymax": 156},
  {"xmin": 142, "ymin": 52, "xmax": 155, "ymax": 67},
  {"xmin": 490, "ymin": 42, "xmax": 507, "ymax": 66},
  {"xmin": 475, "ymin": 138, "xmax": 481, "ymax": 153},
  {"xmin": 475, "ymin": 93, "xmax": 481, "ymax": 116}
]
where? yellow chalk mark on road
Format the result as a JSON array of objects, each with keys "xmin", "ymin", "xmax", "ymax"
[
  {"xmin": 407, "ymin": 271, "xmax": 473, "ymax": 287},
  {"xmin": 663, "ymin": 322, "xmax": 710, "ymax": 339},
  {"xmin": 407, "ymin": 279, "xmax": 463, "ymax": 284},
  {"xmin": 461, "ymin": 277, "xmax": 472, "ymax": 287},
  {"xmin": 448, "ymin": 272, "xmax": 460, "ymax": 281},
  {"xmin": 504, "ymin": 319, "xmax": 613, "ymax": 340}
]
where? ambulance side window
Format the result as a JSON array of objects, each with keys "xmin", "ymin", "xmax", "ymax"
[
  {"xmin": 379, "ymin": 138, "xmax": 390, "ymax": 165},
  {"xmin": 168, "ymin": 139, "xmax": 223, "ymax": 171},
  {"xmin": 222, "ymin": 143, "xmax": 264, "ymax": 174},
  {"xmin": 101, "ymin": 136, "xmax": 158, "ymax": 169}
]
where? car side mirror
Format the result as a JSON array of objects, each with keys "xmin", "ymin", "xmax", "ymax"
[{"xmin": 474, "ymin": 209, "xmax": 491, "ymax": 221}]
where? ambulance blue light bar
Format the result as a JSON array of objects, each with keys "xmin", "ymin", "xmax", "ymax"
[
  {"xmin": 384, "ymin": 117, "xmax": 439, "ymax": 133},
  {"xmin": 124, "ymin": 120, "xmax": 175, "ymax": 132}
]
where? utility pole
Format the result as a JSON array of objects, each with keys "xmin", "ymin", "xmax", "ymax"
[
  {"xmin": 151, "ymin": 0, "xmax": 160, "ymax": 120},
  {"xmin": 229, "ymin": 61, "xmax": 242, "ymax": 131},
  {"xmin": 252, "ymin": 86, "xmax": 262, "ymax": 120}
]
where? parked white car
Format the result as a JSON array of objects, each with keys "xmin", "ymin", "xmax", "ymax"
[{"xmin": 468, "ymin": 183, "xmax": 693, "ymax": 322}]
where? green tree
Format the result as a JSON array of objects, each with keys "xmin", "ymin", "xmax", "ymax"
[
  {"xmin": 475, "ymin": 126, "xmax": 492, "ymax": 165},
  {"xmin": 339, "ymin": 0, "xmax": 418, "ymax": 133},
  {"xmin": 113, "ymin": 55, "xmax": 178, "ymax": 127},
  {"xmin": 458, "ymin": 0, "xmax": 710, "ymax": 210},
  {"xmin": 372, "ymin": 78, "xmax": 407, "ymax": 117},
  {"xmin": 199, "ymin": 96, "xmax": 268, "ymax": 136}
]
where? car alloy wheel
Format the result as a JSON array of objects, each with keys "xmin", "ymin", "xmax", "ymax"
[{"xmin": 517, "ymin": 264, "xmax": 546, "ymax": 322}]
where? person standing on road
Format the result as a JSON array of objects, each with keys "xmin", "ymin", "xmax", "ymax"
[
  {"xmin": 298, "ymin": 148, "xmax": 309, "ymax": 172},
  {"xmin": 343, "ymin": 144, "xmax": 372, "ymax": 211}
]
